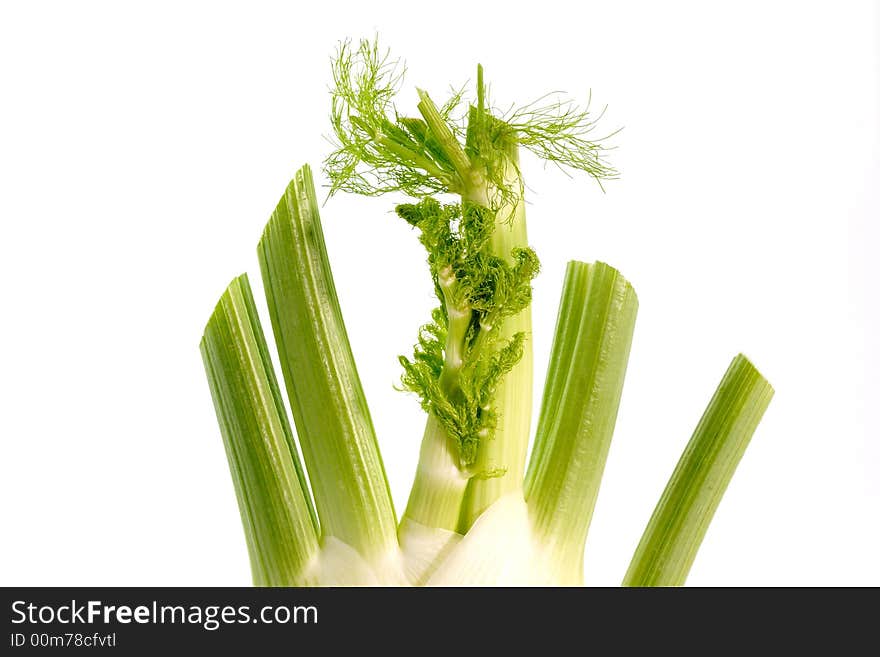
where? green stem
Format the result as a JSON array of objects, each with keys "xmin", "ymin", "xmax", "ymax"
[
  {"xmin": 437, "ymin": 266, "xmax": 471, "ymax": 394},
  {"xmin": 401, "ymin": 113, "xmax": 534, "ymax": 533},
  {"xmin": 375, "ymin": 133, "xmax": 452, "ymax": 187},
  {"xmin": 524, "ymin": 261, "xmax": 638, "ymax": 577},
  {"xmin": 258, "ymin": 165, "xmax": 398, "ymax": 560},
  {"xmin": 401, "ymin": 264, "xmax": 473, "ymax": 530},
  {"xmin": 416, "ymin": 89, "xmax": 471, "ymax": 183},
  {"xmin": 623, "ymin": 354, "xmax": 773, "ymax": 587},
  {"xmin": 527, "ymin": 260, "xmax": 587, "ymax": 468},
  {"xmin": 402, "ymin": 148, "xmax": 532, "ymax": 532},
  {"xmin": 402, "ymin": 414, "xmax": 471, "ymax": 531},
  {"xmin": 200, "ymin": 275, "xmax": 319, "ymax": 585},
  {"xmin": 458, "ymin": 148, "xmax": 533, "ymax": 531}
]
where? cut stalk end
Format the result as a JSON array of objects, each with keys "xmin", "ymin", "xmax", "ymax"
[
  {"xmin": 525, "ymin": 261, "xmax": 638, "ymax": 575},
  {"xmin": 623, "ymin": 354, "xmax": 774, "ymax": 587},
  {"xmin": 200, "ymin": 275, "xmax": 319, "ymax": 585},
  {"xmin": 258, "ymin": 165, "xmax": 398, "ymax": 560}
]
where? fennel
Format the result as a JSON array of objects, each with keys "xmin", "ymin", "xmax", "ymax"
[{"xmin": 200, "ymin": 38, "xmax": 773, "ymax": 586}]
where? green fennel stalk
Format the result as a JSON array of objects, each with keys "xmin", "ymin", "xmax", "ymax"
[
  {"xmin": 623, "ymin": 355, "xmax": 774, "ymax": 586},
  {"xmin": 258, "ymin": 167, "xmax": 398, "ymax": 562},
  {"xmin": 200, "ymin": 275, "xmax": 318, "ymax": 585},
  {"xmin": 525, "ymin": 261, "xmax": 638, "ymax": 579}
]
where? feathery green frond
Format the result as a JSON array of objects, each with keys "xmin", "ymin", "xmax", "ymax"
[
  {"xmin": 506, "ymin": 91, "xmax": 618, "ymax": 186},
  {"xmin": 324, "ymin": 38, "xmax": 618, "ymax": 207},
  {"xmin": 395, "ymin": 197, "xmax": 538, "ymax": 470},
  {"xmin": 325, "ymin": 38, "xmax": 465, "ymax": 197}
]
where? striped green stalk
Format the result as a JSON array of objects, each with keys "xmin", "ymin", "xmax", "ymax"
[
  {"xmin": 200, "ymin": 275, "xmax": 318, "ymax": 585},
  {"xmin": 623, "ymin": 354, "xmax": 774, "ymax": 586}
]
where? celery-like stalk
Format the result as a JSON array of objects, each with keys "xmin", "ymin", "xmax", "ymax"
[
  {"xmin": 458, "ymin": 147, "xmax": 534, "ymax": 531},
  {"xmin": 525, "ymin": 261, "xmax": 638, "ymax": 579},
  {"xmin": 623, "ymin": 354, "xmax": 774, "ymax": 586},
  {"xmin": 200, "ymin": 275, "xmax": 318, "ymax": 585},
  {"xmin": 258, "ymin": 165, "xmax": 398, "ymax": 561}
]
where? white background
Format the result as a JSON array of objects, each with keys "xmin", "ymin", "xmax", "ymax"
[{"xmin": 1, "ymin": 1, "xmax": 877, "ymax": 586}]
